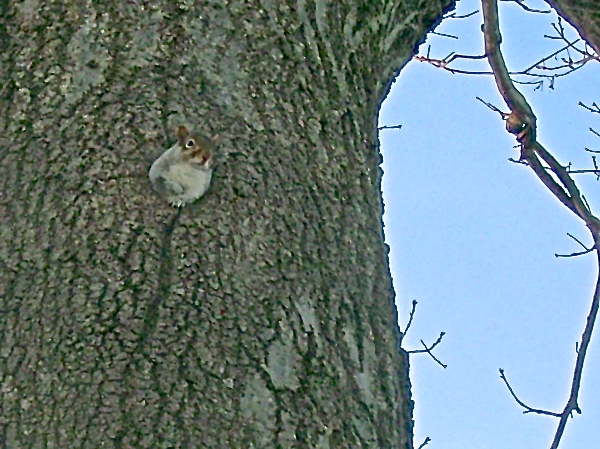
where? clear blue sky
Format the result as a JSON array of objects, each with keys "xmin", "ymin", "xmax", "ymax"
[{"xmin": 379, "ymin": 0, "xmax": 600, "ymax": 448}]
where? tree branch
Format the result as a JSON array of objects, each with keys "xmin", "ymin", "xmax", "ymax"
[
  {"xmin": 550, "ymin": 243, "xmax": 600, "ymax": 448},
  {"xmin": 408, "ymin": 332, "xmax": 448, "ymax": 369},
  {"xmin": 400, "ymin": 300, "xmax": 418, "ymax": 344},
  {"xmin": 481, "ymin": 1, "xmax": 600, "ymax": 447},
  {"xmin": 417, "ymin": 436, "xmax": 432, "ymax": 449},
  {"xmin": 499, "ymin": 369, "xmax": 561, "ymax": 416}
]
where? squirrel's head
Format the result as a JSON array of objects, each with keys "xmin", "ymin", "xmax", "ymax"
[{"xmin": 177, "ymin": 125, "xmax": 215, "ymax": 169}]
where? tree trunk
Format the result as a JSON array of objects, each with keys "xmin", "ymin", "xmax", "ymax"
[{"xmin": 0, "ymin": 1, "xmax": 451, "ymax": 447}]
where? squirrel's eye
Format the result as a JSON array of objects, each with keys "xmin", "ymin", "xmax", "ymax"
[{"xmin": 186, "ymin": 139, "xmax": 195, "ymax": 148}]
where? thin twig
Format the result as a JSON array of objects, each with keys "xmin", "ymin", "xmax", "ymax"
[
  {"xmin": 404, "ymin": 300, "xmax": 418, "ymax": 335},
  {"xmin": 400, "ymin": 300, "xmax": 418, "ymax": 344},
  {"xmin": 431, "ymin": 31, "xmax": 459, "ymax": 39},
  {"xmin": 499, "ymin": 369, "xmax": 561, "ymax": 416},
  {"xmin": 378, "ymin": 124, "xmax": 403, "ymax": 130},
  {"xmin": 520, "ymin": 40, "xmax": 581, "ymax": 74},
  {"xmin": 408, "ymin": 332, "xmax": 447, "ymax": 368},
  {"xmin": 555, "ymin": 247, "xmax": 594, "ymax": 258},
  {"xmin": 476, "ymin": 96, "xmax": 506, "ymax": 116},
  {"xmin": 567, "ymin": 233, "xmax": 592, "ymax": 251},
  {"xmin": 419, "ymin": 338, "xmax": 447, "ymax": 368},
  {"xmin": 407, "ymin": 332, "xmax": 445, "ymax": 353},
  {"xmin": 566, "ymin": 169, "xmax": 600, "ymax": 175},
  {"xmin": 445, "ymin": 10, "xmax": 479, "ymax": 19},
  {"xmin": 508, "ymin": 157, "xmax": 529, "ymax": 166},
  {"xmin": 555, "ymin": 248, "xmax": 594, "ymax": 258},
  {"xmin": 417, "ymin": 437, "xmax": 432, "ymax": 449},
  {"xmin": 579, "ymin": 102, "xmax": 600, "ymax": 114},
  {"xmin": 500, "ymin": 0, "xmax": 550, "ymax": 14}
]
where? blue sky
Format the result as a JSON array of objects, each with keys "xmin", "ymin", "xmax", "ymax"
[{"xmin": 379, "ymin": 0, "xmax": 600, "ymax": 447}]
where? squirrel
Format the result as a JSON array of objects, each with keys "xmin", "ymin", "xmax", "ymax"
[{"xmin": 149, "ymin": 126, "xmax": 216, "ymax": 207}]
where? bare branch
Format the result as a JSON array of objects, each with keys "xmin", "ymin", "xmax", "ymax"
[
  {"xmin": 482, "ymin": 0, "xmax": 600, "ymax": 228},
  {"xmin": 567, "ymin": 233, "xmax": 592, "ymax": 251},
  {"xmin": 555, "ymin": 233, "xmax": 595, "ymax": 258},
  {"xmin": 446, "ymin": 10, "xmax": 479, "ymax": 19},
  {"xmin": 555, "ymin": 248, "xmax": 595, "ymax": 258},
  {"xmin": 417, "ymin": 437, "xmax": 432, "ymax": 449},
  {"xmin": 419, "ymin": 338, "xmax": 447, "ymax": 369},
  {"xmin": 500, "ymin": 0, "xmax": 550, "ymax": 14},
  {"xmin": 378, "ymin": 124, "xmax": 403, "ymax": 130},
  {"xmin": 508, "ymin": 157, "xmax": 529, "ymax": 166},
  {"xmin": 499, "ymin": 369, "xmax": 562, "ymax": 416},
  {"xmin": 431, "ymin": 31, "xmax": 459, "ymax": 39},
  {"xmin": 566, "ymin": 169, "xmax": 600, "ymax": 175},
  {"xmin": 408, "ymin": 332, "xmax": 447, "ymax": 369},
  {"xmin": 520, "ymin": 40, "xmax": 581, "ymax": 74},
  {"xmin": 551, "ymin": 245, "xmax": 600, "ymax": 448},
  {"xmin": 400, "ymin": 300, "xmax": 418, "ymax": 344},
  {"xmin": 514, "ymin": 79, "xmax": 544, "ymax": 89},
  {"xmin": 415, "ymin": 16, "xmax": 598, "ymax": 84},
  {"xmin": 407, "ymin": 332, "xmax": 444, "ymax": 354},
  {"xmin": 476, "ymin": 96, "xmax": 506, "ymax": 117},
  {"xmin": 579, "ymin": 102, "xmax": 600, "ymax": 114},
  {"xmin": 482, "ymin": 1, "xmax": 600, "ymax": 447}
]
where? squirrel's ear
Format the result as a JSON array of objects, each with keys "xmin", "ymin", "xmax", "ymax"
[{"xmin": 177, "ymin": 126, "xmax": 189, "ymax": 142}]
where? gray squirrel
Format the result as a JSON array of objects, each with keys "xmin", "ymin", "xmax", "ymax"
[{"xmin": 149, "ymin": 126, "xmax": 216, "ymax": 207}]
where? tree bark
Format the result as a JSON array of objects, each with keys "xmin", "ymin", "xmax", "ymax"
[{"xmin": 0, "ymin": 1, "xmax": 452, "ymax": 447}]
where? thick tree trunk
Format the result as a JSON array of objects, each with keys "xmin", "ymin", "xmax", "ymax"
[{"xmin": 0, "ymin": 1, "xmax": 452, "ymax": 447}]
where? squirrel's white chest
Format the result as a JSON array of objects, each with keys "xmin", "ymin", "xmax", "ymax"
[{"xmin": 149, "ymin": 146, "xmax": 213, "ymax": 207}]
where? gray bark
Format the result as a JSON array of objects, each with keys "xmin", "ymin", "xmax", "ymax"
[{"xmin": 0, "ymin": 1, "xmax": 453, "ymax": 448}]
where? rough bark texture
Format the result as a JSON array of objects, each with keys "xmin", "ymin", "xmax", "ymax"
[
  {"xmin": 546, "ymin": 0, "xmax": 600, "ymax": 54},
  {"xmin": 0, "ymin": 1, "xmax": 453, "ymax": 448}
]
